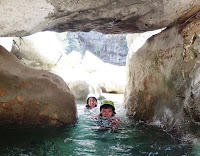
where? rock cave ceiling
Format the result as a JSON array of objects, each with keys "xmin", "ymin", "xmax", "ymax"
[{"xmin": 0, "ymin": 0, "xmax": 200, "ymax": 36}]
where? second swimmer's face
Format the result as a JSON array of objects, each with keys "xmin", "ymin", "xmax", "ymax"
[
  {"xmin": 88, "ymin": 97, "xmax": 97, "ymax": 108},
  {"xmin": 100, "ymin": 108, "xmax": 114, "ymax": 117}
]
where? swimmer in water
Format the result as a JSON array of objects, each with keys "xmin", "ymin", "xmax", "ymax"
[
  {"xmin": 98, "ymin": 100, "xmax": 121, "ymax": 131},
  {"xmin": 85, "ymin": 93, "xmax": 98, "ymax": 109}
]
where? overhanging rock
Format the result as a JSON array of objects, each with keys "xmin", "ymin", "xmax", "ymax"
[{"xmin": 0, "ymin": 0, "xmax": 200, "ymax": 36}]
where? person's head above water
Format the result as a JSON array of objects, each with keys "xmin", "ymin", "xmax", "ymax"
[
  {"xmin": 100, "ymin": 100, "xmax": 116, "ymax": 117},
  {"xmin": 86, "ymin": 93, "xmax": 98, "ymax": 109}
]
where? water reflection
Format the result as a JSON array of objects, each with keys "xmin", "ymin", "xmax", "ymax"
[{"xmin": 0, "ymin": 94, "xmax": 195, "ymax": 156}]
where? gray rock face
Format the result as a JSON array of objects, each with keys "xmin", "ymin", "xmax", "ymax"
[
  {"xmin": 58, "ymin": 31, "xmax": 128, "ymax": 66},
  {"xmin": 124, "ymin": 12, "xmax": 200, "ymax": 143},
  {"xmin": 0, "ymin": 0, "xmax": 199, "ymax": 36},
  {"xmin": 0, "ymin": 46, "xmax": 77, "ymax": 126},
  {"xmin": 12, "ymin": 31, "xmax": 128, "ymax": 66}
]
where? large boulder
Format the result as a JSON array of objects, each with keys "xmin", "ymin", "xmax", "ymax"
[
  {"xmin": 0, "ymin": 45, "xmax": 77, "ymax": 126},
  {"xmin": 51, "ymin": 50, "xmax": 125, "ymax": 98},
  {"xmin": 11, "ymin": 31, "xmax": 66, "ymax": 70},
  {"xmin": 51, "ymin": 66, "xmax": 103, "ymax": 101},
  {"xmin": 124, "ymin": 13, "xmax": 200, "ymax": 143},
  {"xmin": 67, "ymin": 79, "xmax": 102, "ymax": 101},
  {"xmin": 82, "ymin": 51, "xmax": 126, "ymax": 93},
  {"xmin": 0, "ymin": 0, "xmax": 200, "ymax": 36}
]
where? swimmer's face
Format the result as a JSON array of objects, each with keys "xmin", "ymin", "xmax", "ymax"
[
  {"xmin": 88, "ymin": 97, "xmax": 97, "ymax": 108},
  {"xmin": 100, "ymin": 108, "xmax": 114, "ymax": 117}
]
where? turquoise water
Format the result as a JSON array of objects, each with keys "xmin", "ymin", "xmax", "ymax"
[{"xmin": 0, "ymin": 94, "xmax": 198, "ymax": 156}]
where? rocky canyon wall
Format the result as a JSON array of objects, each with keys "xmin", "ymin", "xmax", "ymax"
[
  {"xmin": 57, "ymin": 31, "xmax": 128, "ymax": 66},
  {"xmin": 125, "ymin": 12, "xmax": 200, "ymax": 143}
]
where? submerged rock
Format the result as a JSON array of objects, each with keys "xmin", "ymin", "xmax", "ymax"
[{"xmin": 0, "ymin": 45, "xmax": 77, "ymax": 126}]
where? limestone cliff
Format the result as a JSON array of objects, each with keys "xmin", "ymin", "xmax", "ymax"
[{"xmin": 58, "ymin": 31, "xmax": 128, "ymax": 66}]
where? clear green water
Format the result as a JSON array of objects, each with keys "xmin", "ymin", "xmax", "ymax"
[{"xmin": 0, "ymin": 94, "xmax": 199, "ymax": 156}]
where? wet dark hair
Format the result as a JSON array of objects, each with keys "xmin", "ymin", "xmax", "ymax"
[{"xmin": 100, "ymin": 104, "xmax": 116, "ymax": 116}]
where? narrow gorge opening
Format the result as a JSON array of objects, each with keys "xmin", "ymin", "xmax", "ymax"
[{"xmin": 0, "ymin": 29, "xmax": 196, "ymax": 155}]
